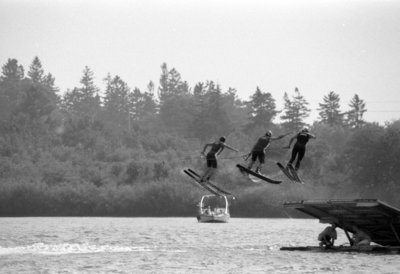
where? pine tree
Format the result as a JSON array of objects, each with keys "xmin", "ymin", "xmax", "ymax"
[
  {"xmin": 246, "ymin": 86, "xmax": 279, "ymax": 130},
  {"xmin": 346, "ymin": 94, "xmax": 367, "ymax": 128},
  {"xmin": 157, "ymin": 63, "xmax": 189, "ymax": 106},
  {"xmin": 62, "ymin": 66, "xmax": 101, "ymax": 121},
  {"xmin": 1, "ymin": 58, "xmax": 24, "ymax": 82},
  {"xmin": 157, "ymin": 63, "xmax": 194, "ymax": 134},
  {"xmin": 192, "ymin": 81, "xmax": 233, "ymax": 140},
  {"xmin": 28, "ymin": 56, "xmax": 44, "ymax": 82},
  {"xmin": 128, "ymin": 87, "xmax": 156, "ymax": 122},
  {"xmin": 0, "ymin": 59, "xmax": 25, "ymax": 121},
  {"xmin": 280, "ymin": 87, "xmax": 310, "ymax": 131},
  {"xmin": 318, "ymin": 91, "xmax": 342, "ymax": 126},
  {"xmin": 27, "ymin": 57, "xmax": 58, "ymax": 94}
]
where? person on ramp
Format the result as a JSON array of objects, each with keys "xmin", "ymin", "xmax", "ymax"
[
  {"xmin": 318, "ymin": 223, "xmax": 337, "ymax": 248},
  {"xmin": 200, "ymin": 136, "xmax": 238, "ymax": 182},
  {"xmin": 284, "ymin": 127, "xmax": 316, "ymax": 170},
  {"xmin": 247, "ymin": 130, "xmax": 288, "ymax": 174}
]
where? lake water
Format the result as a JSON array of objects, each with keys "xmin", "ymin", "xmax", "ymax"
[{"xmin": 0, "ymin": 217, "xmax": 399, "ymax": 273}]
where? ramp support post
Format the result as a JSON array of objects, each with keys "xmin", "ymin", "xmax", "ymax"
[{"xmin": 389, "ymin": 222, "xmax": 400, "ymax": 245}]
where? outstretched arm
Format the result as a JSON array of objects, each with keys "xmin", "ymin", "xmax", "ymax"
[
  {"xmin": 223, "ymin": 144, "xmax": 239, "ymax": 153},
  {"xmin": 271, "ymin": 132, "xmax": 292, "ymax": 141},
  {"xmin": 308, "ymin": 133, "xmax": 316, "ymax": 139}
]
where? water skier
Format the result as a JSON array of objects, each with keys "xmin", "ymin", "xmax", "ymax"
[
  {"xmin": 200, "ymin": 136, "xmax": 238, "ymax": 182},
  {"xmin": 284, "ymin": 127, "xmax": 316, "ymax": 171},
  {"xmin": 247, "ymin": 130, "xmax": 289, "ymax": 174}
]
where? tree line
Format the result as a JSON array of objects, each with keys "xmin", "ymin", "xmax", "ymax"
[{"xmin": 0, "ymin": 56, "xmax": 399, "ymax": 217}]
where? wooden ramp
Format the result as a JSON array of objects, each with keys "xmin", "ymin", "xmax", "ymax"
[
  {"xmin": 284, "ymin": 199, "xmax": 400, "ymax": 246},
  {"xmin": 281, "ymin": 245, "xmax": 400, "ymax": 254}
]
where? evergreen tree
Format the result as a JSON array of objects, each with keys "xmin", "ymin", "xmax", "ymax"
[
  {"xmin": 158, "ymin": 62, "xmax": 169, "ymax": 104},
  {"xmin": 27, "ymin": 57, "xmax": 59, "ymax": 95},
  {"xmin": 0, "ymin": 59, "xmax": 26, "ymax": 121},
  {"xmin": 128, "ymin": 87, "xmax": 157, "ymax": 122},
  {"xmin": 223, "ymin": 87, "xmax": 248, "ymax": 133},
  {"xmin": 1, "ymin": 58, "xmax": 24, "ymax": 82},
  {"xmin": 62, "ymin": 66, "xmax": 101, "ymax": 120},
  {"xmin": 191, "ymin": 82, "xmax": 208, "ymax": 140},
  {"xmin": 144, "ymin": 81, "xmax": 158, "ymax": 117},
  {"xmin": 318, "ymin": 91, "xmax": 342, "ymax": 126},
  {"xmin": 27, "ymin": 57, "xmax": 58, "ymax": 92},
  {"xmin": 192, "ymin": 81, "xmax": 233, "ymax": 140},
  {"xmin": 19, "ymin": 85, "xmax": 56, "ymax": 121},
  {"xmin": 158, "ymin": 63, "xmax": 194, "ymax": 134},
  {"xmin": 103, "ymin": 74, "xmax": 131, "ymax": 141},
  {"xmin": 28, "ymin": 56, "xmax": 44, "ymax": 82},
  {"xmin": 246, "ymin": 86, "xmax": 279, "ymax": 130},
  {"xmin": 347, "ymin": 94, "xmax": 367, "ymax": 128},
  {"xmin": 280, "ymin": 87, "xmax": 310, "ymax": 131},
  {"xmin": 157, "ymin": 63, "xmax": 189, "ymax": 106}
]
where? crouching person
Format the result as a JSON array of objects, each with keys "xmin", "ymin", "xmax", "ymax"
[
  {"xmin": 318, "ymin": 223, "xmax": 337, "ymax": 248},
  {"xmin": 351, "ymin": 226, "xmax": 371, "ymax": 246}
]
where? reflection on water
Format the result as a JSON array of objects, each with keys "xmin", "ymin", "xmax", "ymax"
[{"xmin": 0, "ymin": 217, "xmax": 399, "ymax": 273}]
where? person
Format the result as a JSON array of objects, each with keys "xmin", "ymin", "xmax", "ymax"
[
  {"xmin": 284, "ymin": 127, "xmax": 316, "ymax": 171},
  {"xmin": 351, "ymin": 226, "xmax": 371, "ymax": 246},
  {"xmin": 247, "ymin": 130, "xmax": 289, "ymax": 173},
  {"xmin": 318, "ymin": 223, "xmax": 337, "ymax": 248},
  {"xmin": 200, "ymin": 136, "xmax": 238, "ymax": 182}
]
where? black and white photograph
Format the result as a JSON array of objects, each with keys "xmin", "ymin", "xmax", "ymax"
[{"xmin": 1, "ymin": 0, "xmax": 400, "ymax": 273}]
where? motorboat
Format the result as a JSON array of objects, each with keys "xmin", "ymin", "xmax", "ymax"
[{"xmin": 197, "ymin": 194, "xmax": 230, "ymax": 223}]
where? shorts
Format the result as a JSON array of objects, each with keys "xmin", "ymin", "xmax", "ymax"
[
  {"xmin": 251, "ymin": 151, "xmax": 265, "ymax": 164},
  {"xmin": 206, "ymin": 154, "xmax": 217, "ymax": 168}
]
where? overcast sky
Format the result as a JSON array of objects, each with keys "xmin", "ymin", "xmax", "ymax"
[{"xmin": 1, "ymin": 0, "xmax": 400, "ymax": 124}]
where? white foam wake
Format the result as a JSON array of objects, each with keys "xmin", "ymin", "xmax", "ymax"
[{"xmin": 0, "ymin": 243, "xmax": 151, "ymax": 255}]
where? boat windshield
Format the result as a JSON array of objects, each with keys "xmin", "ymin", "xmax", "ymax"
[{"xmin": 201, "ymin": 195, "xmax": 228, "ymax": 210}]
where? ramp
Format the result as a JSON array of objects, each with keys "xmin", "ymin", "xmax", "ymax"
[{"xmin": 284, "ymin": 199, "xmax": 400, "ymax": 246}]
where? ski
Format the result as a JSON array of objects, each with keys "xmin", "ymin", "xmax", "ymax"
[
  {"xmin": 236, "ymin": 164, "xmax": 282, "ymax": 185},
  {"xmin": 183, "ymin": 169, "xmax": 222, "ymax": 196},
  {"xmin": 276, "ymin": 162, "xmax": 301, "ymax": 184},
  {"xmin": 286, "ymin": 164, "xmax": 304, "ymax": 184},
  {"xmin": 187, "ymin": 169, "xmax": 236, "ymax": 198}
]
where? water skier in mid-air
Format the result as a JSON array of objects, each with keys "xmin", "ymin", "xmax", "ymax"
[
  {"xmin": 247, "ymin": 130, "xmax": 289, "ymax": 174},
  {"xmin": 284, "ymin": 127, "xmax": 316, "ymax": 171},
  {"xmin": 200, "ymin": 136, "xmax": 238, "ymax": 182}
]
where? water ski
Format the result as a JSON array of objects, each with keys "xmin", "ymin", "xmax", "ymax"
[
  {"xmin": 183, "ymin": 169, "xmax": 221, "ymax": 196},
  {"xmin": 184, "ymin": 169, "xmax": 236, "ymax": 198},
  {"xmin": 276, "ymin": 162, "xmax": 303, "ymax": 184},
  {"xmin": 286, "ymin": 164, "xmax": 304, "ymax": 184},
  {"xmin": 236, "ymin": 164, "xmax": 282, "ymax": 185}
]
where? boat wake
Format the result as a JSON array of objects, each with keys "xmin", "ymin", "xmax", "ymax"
[{"xmin": 0, "ymin": 243, "xmax": 184, "ymax": 255}]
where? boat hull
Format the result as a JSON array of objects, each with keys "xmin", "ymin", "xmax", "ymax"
[{"xmin": 197, "ymin": 214, "xmax": 230, "ymax": 223}]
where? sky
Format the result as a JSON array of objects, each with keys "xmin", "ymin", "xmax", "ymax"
[{"xmin": 1, "ymin": 0, "xmax": 400, "ymax": 124}]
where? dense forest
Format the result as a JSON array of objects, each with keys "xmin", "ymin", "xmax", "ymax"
[{"xmin": 1, "ymin": 56, "xmax": 399, "ymax": 217}]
